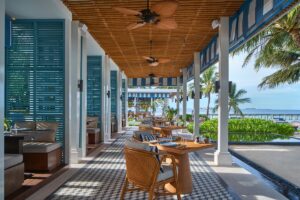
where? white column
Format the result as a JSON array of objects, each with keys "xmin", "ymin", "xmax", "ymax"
[
  {"xmin": 103, "ymin": 55, "xmax": 111, "ymax": 143},
  {"xmin": 193, "ymin": 53, "xmax": 200, "ymax": 138},
  {"xmin": 68, "ymin": 21, "xmax": 81, "ymax": 164},
  {"xmin": 0, "ymin": 1, "xmax": 5, "ymax": 197},
  {"xmin": 79, "ymin": 29, "xmax": 87, "ymax": 158},
  {"xmin": 176, "ymin": 77, "xmax": 180, "ymax": 119},
  {"xmin": 134, "ymin": 97, "xmax": 137, "ymax": 114},
  {"xmin": 182, "ymin": 68, "xmax": 187, "ymax": 121},
  {"xmin": 117, "ymin": 70, "xmax": 122, "ymax": 133},
  {"xmin": 64, "ymin": 18, "xmax": 73, "ymax": 164},
  {"xmin": 124, "ymin": 77, "xmax": 129, "ymax": 127},
  {"xmin": 101, "ymin": 54, "xmax": 106, "ymax": 142},
  {"xmin": 214, "ymin": 17, "xmax": 232, "ymax": 166}
]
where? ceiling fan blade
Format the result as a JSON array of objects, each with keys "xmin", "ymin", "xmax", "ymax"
[
  {"xmin": 127, "ymin": 22, "xmax": 146, "ymax": 30},
  {"xmin": 149, "ymin": 62, "xmax": 159, "ymax": 67},
  {"xmin": 156, "ymin": 18, "xmax": 177, "ymax": 30},
  {"xmin": 159, "ymin": 58, "xmax": 171, "ymax": 64},
  {"xmin": 152, "ymin": 0, "xmax": 178, "ymax": 17},
  {"xmin": 142, "ymin": 56, "xmax": 152, "ymax": 60},
  {"xmin": 113, "ymin": 7, "xmax": 141, "ymax": 16}
]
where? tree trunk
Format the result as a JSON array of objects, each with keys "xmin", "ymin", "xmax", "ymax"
[
  {"xmin": 206, "ymin": 93, "xmax": 211, "ymax": 117},
  {"xmin": 291, "ymin": 29, "xmax": 300, "ymax": 48},
  {"xmin": 290, "ymin": 12, "xmax": 300, "ymax": 48}
]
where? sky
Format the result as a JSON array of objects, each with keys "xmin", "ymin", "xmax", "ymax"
[
  {"xmin": 228, "ymin": 53, "xmax": 300, "ymax": 110},
  {"xmin": 177, "ymin": 52, "xmax": 300, "ymax": 112}
]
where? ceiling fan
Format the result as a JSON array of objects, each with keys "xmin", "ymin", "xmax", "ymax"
[
  {"xmin": 113, "ymin": 0, "xmax": 178, "ymax": 30},
  {"xmin": 143, "ymin": 41, "xmax": 171, "ymax": 66}
]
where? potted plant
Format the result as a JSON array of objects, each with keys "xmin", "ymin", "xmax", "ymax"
[
  {"xmin": 4, "ymin": 118, "xmax": 12, "ymax": 131},
  {"xmin": 165, "ymin": 106, "xmax": 178, "ymax": 125}
]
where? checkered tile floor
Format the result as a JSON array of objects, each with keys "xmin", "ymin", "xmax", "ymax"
[{"xmin": 48, "ymin": 129, "xmax": 237, "ymax": 200}]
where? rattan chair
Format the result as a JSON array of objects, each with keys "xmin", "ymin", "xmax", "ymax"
[{"xmin": 121, "ymin": 147, "xmax": 181, "ymax": 200}]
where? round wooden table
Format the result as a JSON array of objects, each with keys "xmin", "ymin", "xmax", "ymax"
[{"xmin": 157, "ymin": 141, "xmax": 214, "ymax": 194}]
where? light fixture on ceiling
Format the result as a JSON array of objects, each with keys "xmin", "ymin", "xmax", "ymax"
[
  {"xmin": 211, "ymin": 19, "xmax": 220, "ymax": 29},
  {"xmin": 79, "ymin": 22, "xmax": 88, "ymax": 33}
]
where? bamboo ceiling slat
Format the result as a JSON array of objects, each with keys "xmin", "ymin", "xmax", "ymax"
[{"xmin": 63, "ymin": 0, "xmax": 244, "ymax": 78}]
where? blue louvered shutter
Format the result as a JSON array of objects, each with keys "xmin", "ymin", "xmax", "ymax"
[
  {"xmin": 87, "ymin": 56, "xmax": 102, "ymax": 129},
  {"xmin": 122, "ymin": 79, "xmax": 125, "ymax": 114},
  {"xmin": 110, "ymin": 71, "xmax": 118, "ymax": 132},
  {"xmin": 110, "ymin": 71, "xmax": 117, "ymax": 115},
  {"xmin": 6, "ymin": 20, "xmax": 65, "ymax": 151}
]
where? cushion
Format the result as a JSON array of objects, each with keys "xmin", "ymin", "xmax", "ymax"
[
  {"xmin": 125, "ymin": 139, "xmax": 163, "ymax": 172},
  {"xmin": 14, "ymin": 121, "xmax": 36, "ymax": 131},
  {"xmin": 124, "ymin": 139, "xmax": 151, "ymax": 151},
  {"xmin": 133, "ymin": 131, "xmax": 150, "ymax": 141},
  {"xmin": 22, "ymin": 130, "xmax": 56, "ymax": 143},
  {"xmin": 157, "ymin": 165, "xmax": 174, "ymax": 182},
  {"xmin": 87, "ymin": 128, "xmax": 100, "ymax": 134},
  {"xmin": 4, "ymin": 154, "xmax": 23, "ymax": 169},
  {"xmin": 36, "ymin": 122, "xmax": 58, "ymax": 131},
  {"xmin": 86, "ymin": 117, "xmax": 98, "ymax": 128},
  {"xmin": 140, "ymin": 132, "xmax": 156, "ymax": 142},
  {"xmin": 23, "ymin": 142, "xmax": 61, "ymax": 153}
]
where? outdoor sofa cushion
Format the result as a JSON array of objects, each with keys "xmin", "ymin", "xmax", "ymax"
[
  {"xmin": 15, "ymin": 121, "xmax": 36, "ymax": 130},
  {"xmin": 125, "ymin": 139, "xmax": 152, "ymax": 151},
  {"xmin": 87, "ymin": 128, "xmax": 100, "ymax": 134},
  {"xmin": 23, "ymin": 142, "xmax": 61, "ymax": 153},
  {"xmin": 4, "ymin": 154, "xmax": 23, "ymax": 169},
  {"xmin": 157, "ymin": 165, "xmax": 174, "ymax": 182},
  {"xmin": 133, "ymin": 131, "xmax": 154, "ymax": 141},
  {"xmin": 140, "ymin": 132, "xmax": 156, "ymax": 142},
  {"xmin": 87, "ymin": 116, "xmax": 98, "ymax": 128},
  {"xmin": 15, "ymin": 121, "xmax": 58, "ymax": 143},
  {"xmin": 21, "ymin": 130, "xmax": 56, "ymax": 143},
  {"xmin": 125, "ymin": 139, "xmax": 164, "ymax": 172}
]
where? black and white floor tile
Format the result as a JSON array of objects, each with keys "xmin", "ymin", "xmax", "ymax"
[{"xmin": 48, "ymin": 129, "xmax": 237, "ymax": 200}]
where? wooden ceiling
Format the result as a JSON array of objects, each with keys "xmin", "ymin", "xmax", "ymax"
[{"xmin": 63, "ymin": 0, "xmax": 244, "ymax": 78}]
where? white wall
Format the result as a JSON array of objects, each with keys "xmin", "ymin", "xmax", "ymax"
[
  {"xmin": 0, "ymin": 1, "xmax": 5, "ymax": 198},
  {"xmin": 64, "ymin": 17, "xmax": 72, "ymax": 164},
  {"xmin": 86, "ymin": 32, "xmax": 105, "ymax": 56},
  {"xmin": 80, "ymin": 31, "xmax": 87, "ymax": 158},
  {"xmin": 69, "ymin": 21, "xmax": 81, "ymax": 163},
  {"xmin": 5, "ymin": 0, "xmax": 71, "ymax": 20}
]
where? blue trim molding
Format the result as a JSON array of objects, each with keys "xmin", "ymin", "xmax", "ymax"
[
  {"xmin": 128, "ymin": 77, "xmax": 178, "ymax": 87},
  {"xmin": 186, "ymin": 0, "xmax": 297, "ymax": 78}
]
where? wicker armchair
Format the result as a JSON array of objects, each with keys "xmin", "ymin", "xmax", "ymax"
[{"xmin": 121, "ymin": 147, "xmax": 181, "ymax": 200}]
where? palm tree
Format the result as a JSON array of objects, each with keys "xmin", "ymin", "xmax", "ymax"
[
  {"xmin": 150, "ymin": 99, "xmax": 164, "ymax": 116},
  {"xmin": 233, "ymin": 5, "xmax": 300, "ymax": 88},
  {"xmin": 189, "ymin": 65, "xmax": 217, "ymax": 116},
  {"xmin": 201, "ymin": 66, "xmax": 217, "ymax": 116},
  {"xmin": 214, "ymin": 83, "xmax": 251, "ymax": 116}
]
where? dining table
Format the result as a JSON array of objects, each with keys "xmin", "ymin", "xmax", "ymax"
[
  {"xmin": 156, "ymin": 140, "xmax": 214, "ymax": 194},
  {"xmin": 152, "ymin": 126, "xmax": 186, "ymax": 137}
]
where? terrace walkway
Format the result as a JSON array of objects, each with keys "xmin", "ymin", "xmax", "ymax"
[{"xmin": 47, "ymin": 128, "xmax": 237, "ymax": 200}]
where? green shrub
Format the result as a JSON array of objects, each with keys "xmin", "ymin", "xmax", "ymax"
[
  {"xmin": 180, "ymin": 114, "xmax": 209, "ymax": 122},
  {"xmin": 128, "ymin": 121, "xmax": 141, "ymax": 126},
  {"xmin": 188, "ymin": 118, "xmax": 294, "ymax": 138},
  {"xmin": 187, "ymin": 123, "xmax": 193, "ymax": 133}
]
